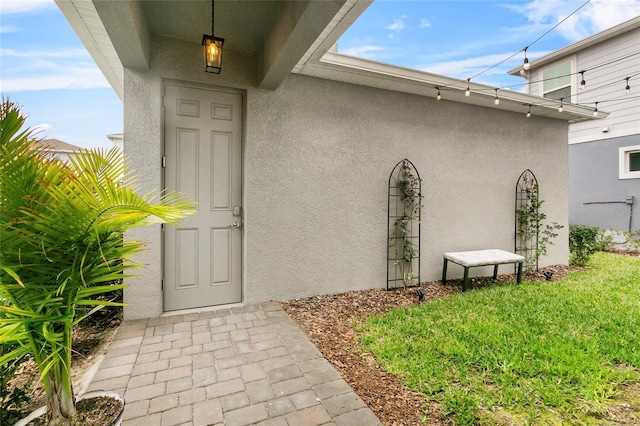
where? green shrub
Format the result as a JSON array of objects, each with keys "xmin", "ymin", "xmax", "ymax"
[
  {"xmin": 569, "ymin": 225, "xmax": 599, "ymax": 265},
  {"xmin": 594, "ymin": 229, "xmax": 614, "ymax": 252}
]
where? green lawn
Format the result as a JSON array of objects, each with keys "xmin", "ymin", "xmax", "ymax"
[{"xmin": 360, "ymin": 252, "xmax": 640, "ymax": 425}]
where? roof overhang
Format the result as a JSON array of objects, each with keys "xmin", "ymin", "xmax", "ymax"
[
  {"xmin": 508, "ymin": 16, "xmax": 640, "ymax": 75},
  {"xmin": 56, "ymin": 0, "xmax": 603, "ymax": 123},
  {"xmin": 297, "ymin": 52, "xmax": 605, "ymax": 123}
]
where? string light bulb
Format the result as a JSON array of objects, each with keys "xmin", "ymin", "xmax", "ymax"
[
  {"xmin": 526, "ymin": 104, "xmax": 532, "ymax": 118},
  {"xmin": 593, "ymin": 101, "xmax": 599, "ymax": 117},
  {"xmin": 494, "ymin": 88, "xmax": 500, "ymax": 105},
  {"xmin": 465, "ymin": 78, "xmax": 471, "ymax": 97},
  {"xmin": 436, "ymin": 87, "xmax": 442, "ymax": 101},
  {"xmin": 579, "ymin": 71, "xmax": 586, "ymax": 90},
  {"xmin": 625, "ymin": 77, "xmax": 631, "ymax": 94},
  {"xmin": 558, "ymin": 98, "xmax": 564, "ymax": 113},
  {"xmin": 523, "ymin": 47, "xmax": 530, "ymax": 71}
]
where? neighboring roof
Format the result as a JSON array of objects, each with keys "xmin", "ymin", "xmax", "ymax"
[
  {"xmin": 508, "ymin": 16, "xmax": 640, "ymax": 75},
  {"xmin": 34, "ymin": 139, "xmax": 84, "ymax": 153},
  {"xmin": 56, "ymin": 0, "xmax": 604, "ymax": 124}
]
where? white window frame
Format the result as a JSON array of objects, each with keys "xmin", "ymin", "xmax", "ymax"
[
  {"xmin": 619, "ymin": 145, "xmax": 640, "ymax": 179},
  {"xmin": 538, "ymin": 58, "xmax": 576, "ymax": 100}
]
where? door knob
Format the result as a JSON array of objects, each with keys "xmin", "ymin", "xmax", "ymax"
[{"xmin": 231, "ymin": 222, "xmax": 242, "ymax": 228}]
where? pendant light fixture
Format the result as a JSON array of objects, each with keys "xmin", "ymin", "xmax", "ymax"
[
  {"xmin": 202, "ymin": 0, "xmax": 224, "ymax": 74},
  {"xmin": 523, "ymin": 46, "xmax": 530, "ymax": 71}
]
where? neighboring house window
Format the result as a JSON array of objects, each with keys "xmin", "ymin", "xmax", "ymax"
[
  {"xmin": 619, "ymin": 145, "xmax": 640, "ymax": 179},
  {"xmin": 542, "ymin": 62, "xmax": 572, "ymax": 100}
]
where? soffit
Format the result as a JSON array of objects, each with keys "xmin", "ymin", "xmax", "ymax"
[
  {"xmin": 297, "ymin": 52, "xmax": 605, "ymax": 124},
  {"xmin": 55, "ymin": 0, "xmax": 124, "ymax": 100},
  {"xmin": 139, "ymin": 0, "xmax": 283, "ymax": 57}
]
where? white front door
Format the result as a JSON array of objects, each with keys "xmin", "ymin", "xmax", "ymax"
[{"xmin": 163, "ymin": 84, "xmax": 243, "ymax": 311}]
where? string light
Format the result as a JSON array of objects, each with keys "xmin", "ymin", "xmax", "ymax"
[
  {"xmin": 593, "ymin": 101, "xmax": 599, "ymax": 117},
  {"xmin": 523, "ymin": 46, "xmax": 530, "ymax": 71},
  {"xmin": 467, "ymin": 0, "xmax": 590, "ymax": 82},
  {"xmin": 526, "ymin": 104, "xmax": 532, "ymax": 118},
  {"xmin": 625, "ymin": 77, "xmax": 631, "ymax": 94},
  {"xmin": 465, "ymin": 78, "xmax": 471, "ymax": 97},
  {"xmin": 436, "ymin": 87, "xmax": 442, "ymax": 101},
  {"xmin": 494, "ymin": 89, "xmax": 500, "ymax": 105},
  {"xmin": 580, "ymin": 71, "xmax": 586, "ymax": 90},
  {"xmin": 558, "ymin": 98, "xmax": 564, "ymax": 113}
]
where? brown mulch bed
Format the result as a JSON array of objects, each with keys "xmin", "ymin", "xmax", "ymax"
[
  {"xmin": 606, "ymin": 247, "xmax": 640, "ymax": 256},
  {"xmin": 282, "ymin": 264, "xmax": 582, "ymax": 426}
]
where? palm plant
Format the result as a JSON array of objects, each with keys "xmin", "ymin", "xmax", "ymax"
[{"xmin": 0, "ymin": 99, "xmax": 195, "ymax": 425}]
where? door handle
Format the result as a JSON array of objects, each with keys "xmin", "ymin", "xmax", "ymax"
[{"xmin": 231, "ymin": 222, "xmax": 242, "ymax": 229}]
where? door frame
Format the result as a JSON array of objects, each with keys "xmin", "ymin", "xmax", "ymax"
[{"xmin": 161, "ymin": 79, "xmax": 247, "ymax": 312}]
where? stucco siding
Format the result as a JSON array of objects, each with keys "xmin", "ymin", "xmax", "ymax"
[
  {"xmin": 122, "ymin": 37, "xmax": 570, "ymax": 319},
  {"xmin": 244, "ymin": 74, "xmax": 569, "ymax": 304},
  {"xmin": 569, "ymin": 134, "xmax": 640, "ymax": 232}
]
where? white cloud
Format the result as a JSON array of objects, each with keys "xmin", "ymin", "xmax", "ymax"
[
  {"xmin": 0, "ymin": 0, "xmax": 56, "ymax": 15},
  {"xmin": 386, "ymin": 18, "xmax": 405, "ymax": 32},
  {"xmin": 1, "ymin": 45, "xmax": 107, "ymax": 92},
  {"xmin": 505, "ymin": 0, "xmax": 640, "ymax": 43},
  {"xmin": 1, "ymin": 65, "xmax": 110, "ymax": 92},
  {"xmin": 32, "ymin": 123, "xmax": 53, "ymax": 134},
  {"xmin": 0, "ymin": 25, "xmax": 20, "ymax": 34},
  {"xmin": 416, "ymin": 49, "xmax": 553, "ymax": 81},
  {"xmin": 1, "ymin": 48, "xmax": 92, "ymax": 59},
  {"xmin": 341, "ymin": 45, "xmax": 385, "ymax": 57},
  {"xmin": 420, "ymin": 19, "xmax": 432, "ymax": 28}
]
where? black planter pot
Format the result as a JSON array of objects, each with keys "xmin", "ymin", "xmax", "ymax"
[{"xmin": 15, "ymin": 390, "xmax": 125, "ymax": 426}]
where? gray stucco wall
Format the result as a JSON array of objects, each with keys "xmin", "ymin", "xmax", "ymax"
[
  {"xmin": 244, "ymin": 75, "xmax": 569, "ymax": 304},
  {"xmin": 569, "ymin": 134, "xmax": 640, "ymax": 232},
  {"xmin": 122, "ymin": 36, "xmax": 570, "ymax": 319}
]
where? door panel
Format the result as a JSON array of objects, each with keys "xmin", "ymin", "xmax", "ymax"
[{"xmin": 164, "ymin": 84, "xmax": 242, "ymax": 311}]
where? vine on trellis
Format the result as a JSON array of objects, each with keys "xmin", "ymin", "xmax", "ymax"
[
  {"xmin": 515, "ymin": 169, "xmax": 563, "ymax": 272},
  {"xmin": 388, "ymin": 159, "xmax": 422, "ymax": 289}
]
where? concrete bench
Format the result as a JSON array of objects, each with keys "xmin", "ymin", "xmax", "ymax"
[{"xmin": 442, "ymin": 249, "xmax": 525, "ymax": 292}]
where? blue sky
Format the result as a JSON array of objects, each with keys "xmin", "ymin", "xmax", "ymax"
[{"xmin": 1, "ymin": 0, "xmax": 639, "ymax": 149}]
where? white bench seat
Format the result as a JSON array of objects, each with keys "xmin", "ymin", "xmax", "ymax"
[{"xmin": 442, "ymin": 249, "xmax": 525, "ymax": 291}]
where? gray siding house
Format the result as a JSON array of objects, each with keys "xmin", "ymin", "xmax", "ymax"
[
  {"xmin": 57, "ymin": 0, "xmax": 599, "ymax": 320},
  {"xmin": 509, "ymin": 17, "xmax": 640, "ymax": 233}
]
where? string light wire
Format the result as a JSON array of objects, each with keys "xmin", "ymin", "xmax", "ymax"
[{"xmin": 467, "ymin": 0, "xmax": 591, "ymax": 82}]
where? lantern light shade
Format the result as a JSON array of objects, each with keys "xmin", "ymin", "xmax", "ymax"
[{"xmin": 202, "ymin": 34, "xmax": 224, "ymax": 74}]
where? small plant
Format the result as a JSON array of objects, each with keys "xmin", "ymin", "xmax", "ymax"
[
  {"xmin": 516, "ymin": 190, "xmax": 563, "ymax": 272},
  {"xmin": 0, "ymin": 99, "xmax": 196, "ymax": 425},
  {"xmin": 569, "ymin": 225, "xmax": 599, "ymax": 266},
  {"xmin": 393, "ymin": 212, "xmax": 419, "ymax": 286},
  {"xmin": 594, "ymin": 229, "xmax": 614, "ymax": 252},
  {"xmin": 390, "ymin": 160, "xmax": 422, "ymax": 288}
]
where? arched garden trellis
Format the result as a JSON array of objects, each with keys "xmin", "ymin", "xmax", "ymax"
[
  {"xmin": 515, "ymin": 169, "xmax": 539, "ymax": 272},
  {"xmin": 387, "ymin": 159, "xmax": 422, "ymax": 290}
]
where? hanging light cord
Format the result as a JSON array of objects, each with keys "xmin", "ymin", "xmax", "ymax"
[
  {"xmin": 211, "ymin": 0, "xmax": 215, "ymax": 35},
  {"xmin": 526, "ymin": 0, "xmax": 590, "ymax": 50},
  {"xmin": 468, "ymin": 0, "xmax": 591, "ymax": 82}
]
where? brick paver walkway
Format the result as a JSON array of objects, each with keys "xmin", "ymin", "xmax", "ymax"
[{"xmin": 87, "ymin": 302, "xmax": 381, "ymax": 426}]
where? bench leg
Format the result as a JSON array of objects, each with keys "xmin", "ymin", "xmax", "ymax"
[
  {"xmin": 442, "ymin": 259, "xmax": 448, "ymax": 285},
  {"xmin": 493, "ymin": 264, "xmax": 499, "ymax": 281},
  {"xmin": 516, "ymin": 262, "xmax": 523, "ymax": 284},
  {"xmin": 463, "ymin": 267, "xmax": 469, "ymax": 292}
]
